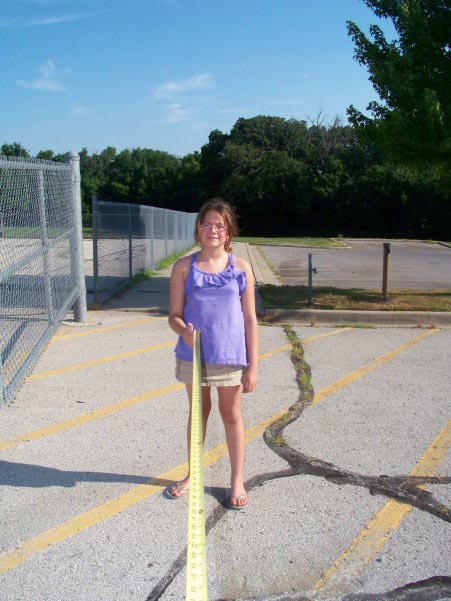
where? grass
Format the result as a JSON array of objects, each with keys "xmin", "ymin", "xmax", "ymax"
[
  {"xmin": 128, "ymin": 248, "xmax": 191, "ymax": 282},
  {"xmin": 259, "ymin": 284, "xmax": 451, "ymax": 312},
  {"xmin": 235, "ymin": 236, "xmax": 346, "ymax": 247}
]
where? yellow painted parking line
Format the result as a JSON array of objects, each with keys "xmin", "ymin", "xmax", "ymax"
[
  {"xmin": 2, "ymin": 330, "xmax": 348, "ymax": 453},
  {"xmin": 34, "ymin": 328, "xmax": 350, "ymax": 381},
  {"xmin": 300, "ymin": 328, "xmax": 351, "ymax": 345},
  {"xmin": 0, "ymin": 407, "xmax": 289, "ymax": 576},
  {"xmin": 51, "ymin": 317, "xmax": 165, "ymax": 342},
  {"xmin": 0, "ymin": 329, "xmax": 440, "ymax": 575},
  {"xmin": 312, "ymin": 329, "xmax": 438, "ymax": 407},
  {"xmin": 0, "ymin": 343, "xmax": 292, "ymax": 453},
  {"xmin": 0, "ymin": 383, "xmax": 184, "ymax": 452},
  {"xmin": 313, "ymin": 417, "xmax": 451, "ymax": 593},
  {"xmin": 259, "ymin": 328, "xmax": 350, "ymax": 361},
  {"xmin": 1, "ymin": 368, "xmax": 447, "ymax": 578},
  {"xmin": 27, "ymin": 341, "xmax": 176, "ymax": 380}
]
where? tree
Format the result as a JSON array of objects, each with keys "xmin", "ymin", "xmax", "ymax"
[
  {"xmin": 36, "ymin": 150, "xmax": 55, "ymax": 161},
  {"xmin": 1, "ymin": 142, "xmax": 29, "ymax": 157},
  {"xmin": 229, "ymin": 115, "xmax": 309, "ymax": 159},
  {"xmin": 347, "ymin": 0, "xmax": 451, "ymax": 174},
  {"xmin": 36, "ymin": 149, "xmax": 65, "ymax": 162},
  {"xmin": 200, "ymin": 129, "xmax": 229, "ymax": 196}
]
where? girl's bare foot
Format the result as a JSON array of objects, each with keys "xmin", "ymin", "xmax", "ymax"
[
  {"xmin": 229, "ymin": 483, "xmax": 248, "ymax": 508},
  {"xmin": 167, "ymin": 477, "xmax": 190, "ymax": 498}
]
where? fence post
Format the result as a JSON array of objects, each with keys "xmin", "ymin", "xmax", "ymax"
[
  {"xmin": 0, "ymin": 352, "xmax": 6, "ymax": 406},
  {"xmin": 145, "ymin": 207, "xmax": 153, "ymax": 269},
  {"xmin": 92, "ymin": 196, "xmax": 99, "ymax": 303},
  {"xmin": 164, "ymin": 211, "xmax": 168, "ymax": 256},
  {"xmin": 128, "ymin": 204, "xmax": 133, "ymax": 280},
  {"xmin": 0, "ymin": 169, "xmax": 5, "ymax": 403},
  {"xmin": 37, "ymin": 169, "xmax": 54, "ymax": 323},
  {"xmin": 66, "ymin": 151, "xmax": 87, "ymax": 322}
]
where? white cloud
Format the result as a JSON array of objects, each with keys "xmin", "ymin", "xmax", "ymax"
[
  {"xmin": 23, "ymin": 13, "xmax": 98, "ymax": 27},
  {"xmin": 73, "ymin": 105, "xmax": 91, "ymax": 116},
  {"xmin": 162, "ymin": 104, "xmax": 193, "ymax": 123},
  {"xmin": 17, "ymin": 78, "xmax": 64, "ymax": 91},
  {"xmin": 154, "ymin": 73, "xmax": 214, "ymax": 99},
  {"xmin": 17, "ymin": 59, "xmax": 69, "ymax": 92}
]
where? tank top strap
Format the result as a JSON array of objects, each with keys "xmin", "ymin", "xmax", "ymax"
[{"xmin": 228, "ymin": 252, "xmax": 235, "ymax": 268}]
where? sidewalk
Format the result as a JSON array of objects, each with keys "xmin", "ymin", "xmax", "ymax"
[
  {"xmin": 103, "ymin": 242, "xmax": 451, "ymax": 327},
  {"xmin": 104, "ymin": 242, "xmax": 268, "ymax": 316}
]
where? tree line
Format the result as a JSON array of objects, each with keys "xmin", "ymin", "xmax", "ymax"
[
  {"xmin": 3, "ymin": 111, "xmax": 448, "ymax": 239},
  {"xmin": 2, "ymin": 0, "xmax": 449, "ymax": 239}
]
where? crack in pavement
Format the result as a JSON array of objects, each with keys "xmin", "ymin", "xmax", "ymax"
[
  {"xmin": 145, "ymin": 325, "xmax": 450, "ymax": 600},
  {"xmin": 264, "ymin": 325, "xmax": 451, "ymax": 525}
]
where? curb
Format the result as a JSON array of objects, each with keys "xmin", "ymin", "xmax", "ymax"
[{"xmin": 262, "ymin": 308, "xmax": 451, "ymax": 327}]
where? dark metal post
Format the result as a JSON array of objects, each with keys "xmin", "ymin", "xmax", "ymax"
[
  {"xmin": 307, "ymin": 253, "xmax": 315, "ymax": 307},
  {"xmin": 382, "ymin": 242, "xmax": 391, "ymax": 300}
]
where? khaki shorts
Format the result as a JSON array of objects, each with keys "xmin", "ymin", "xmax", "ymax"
[{"xmin": 175, "ymin": 359, "xmax": 245, "ymax": 387}]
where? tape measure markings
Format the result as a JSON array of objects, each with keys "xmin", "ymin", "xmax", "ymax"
[{"xmin": 186, "ymin": 329, "xmax": 208, "ymax": 600}]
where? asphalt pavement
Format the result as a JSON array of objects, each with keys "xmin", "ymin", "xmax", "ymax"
[{"xmin": 0, "ymin": 242, "xmax": 450, "ymax": 601}]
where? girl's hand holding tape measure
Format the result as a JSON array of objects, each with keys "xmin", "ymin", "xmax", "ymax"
[{"xmin": 182, "ymin": 322, "xmax": 195, "ymax": 348}]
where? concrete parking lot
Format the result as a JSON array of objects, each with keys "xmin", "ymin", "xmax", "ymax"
[
  {"xmin": 260, "ymin": 239, "xmax": 451, "ymax": 289},
  {"xmin": 0, "ymin": 242, "xmax": 450, "ymax": 600}
]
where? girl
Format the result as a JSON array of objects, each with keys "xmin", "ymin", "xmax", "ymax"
[{"xmin": 167, "ymin": 199, "xmax": 258, "ymax": 509}]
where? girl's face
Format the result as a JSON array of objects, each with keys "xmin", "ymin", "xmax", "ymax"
[{"xmin": 198, "ymin": 210, "xmax": 229, "ymax": 248}]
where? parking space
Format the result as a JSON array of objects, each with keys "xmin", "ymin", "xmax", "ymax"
[
  {"xmin": 0, "ymin": 309, "xmax": 449, "ymax": 600},
  {"xmin": 260, "ymin": 240, "xmax": 451, "ymax": 289}
]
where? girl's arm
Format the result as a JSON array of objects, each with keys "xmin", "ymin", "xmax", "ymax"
[
  {"xmin": 237, "ymin": 257, "xmax": 258, "ymax": 393},
  {"xmin": 168, "ymin": 257, "xmax": 195, "ymax": 348}
]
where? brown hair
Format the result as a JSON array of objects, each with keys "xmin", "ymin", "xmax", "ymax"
[{"xmin": 194, "ymin": 198, "xmax": 238, "ymax": 252}]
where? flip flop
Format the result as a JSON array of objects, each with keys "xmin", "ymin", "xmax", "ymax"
[
  {"xmin": 228, "ymin": 493, "xmax": 248, "ymax": 510},
  {"xmin": 166, "ymin": 481, "xmax": 189, "ymax": 499}
]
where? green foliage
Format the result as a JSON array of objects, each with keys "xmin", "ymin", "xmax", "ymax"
[
  {"xmin": 78, "ymin": 146, "xmax": 187, "ymax": 221},
  {"xmin": 3, "ymin": 106, "xmax": 450, "ymax": 239},
  {"xmin": 347, "ymin": 0, "xmax": 451, "ymax": 178},
  {"xmin": 36, "ymin": 149, "xmax": 65, "ymax": 161},
  {"xmin": 1, "ymin": 142, "xmax": 29, "ymax": 157}
]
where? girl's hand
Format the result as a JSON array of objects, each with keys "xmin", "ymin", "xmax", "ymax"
[
  {"xmin": 242, "ymin": 366, "xmax": 257, "ymax": 393},
  {"xmin": 182, "ymin": 322, "xmax": 195, "ymax": 348}
]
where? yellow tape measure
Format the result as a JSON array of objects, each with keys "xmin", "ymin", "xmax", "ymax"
[{"xmin": 186, "ymin": 329, "xmax": 208, "ymax": 600}]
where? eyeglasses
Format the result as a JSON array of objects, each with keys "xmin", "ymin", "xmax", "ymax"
[{"xmin": 199, "ymin": 223, "xmax": 227, "ymax": 233}]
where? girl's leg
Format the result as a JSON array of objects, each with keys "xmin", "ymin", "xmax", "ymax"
[
  {"xmin": 217, "ymin": 385, "xmax": 247, "ymax": 507},
  {"xmin": 169, "ymin": 384, "xmax": 212, "ymax": 497}
]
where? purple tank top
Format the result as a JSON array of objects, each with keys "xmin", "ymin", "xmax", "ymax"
[{"xmin": 174, "ymin": 252, "xmax": 248, "ymax": 366}]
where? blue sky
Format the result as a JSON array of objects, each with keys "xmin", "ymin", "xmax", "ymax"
[{"xmin": 0, "ymin": 0, "xmax": 397, "ymax": 158}]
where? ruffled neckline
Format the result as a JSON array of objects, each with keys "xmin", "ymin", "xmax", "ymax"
[{"xmin": 191, "ymin": 253, "xmax": 244, "ymax": 289}]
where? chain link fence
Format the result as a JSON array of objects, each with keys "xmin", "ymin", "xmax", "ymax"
[
  {"xmin": 91, "ymin": 197, "xmax": 197, "ymax": 303},
  {"xmin": 0, "ymin": 153, "xmax": 86, "ymax": 406}
]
